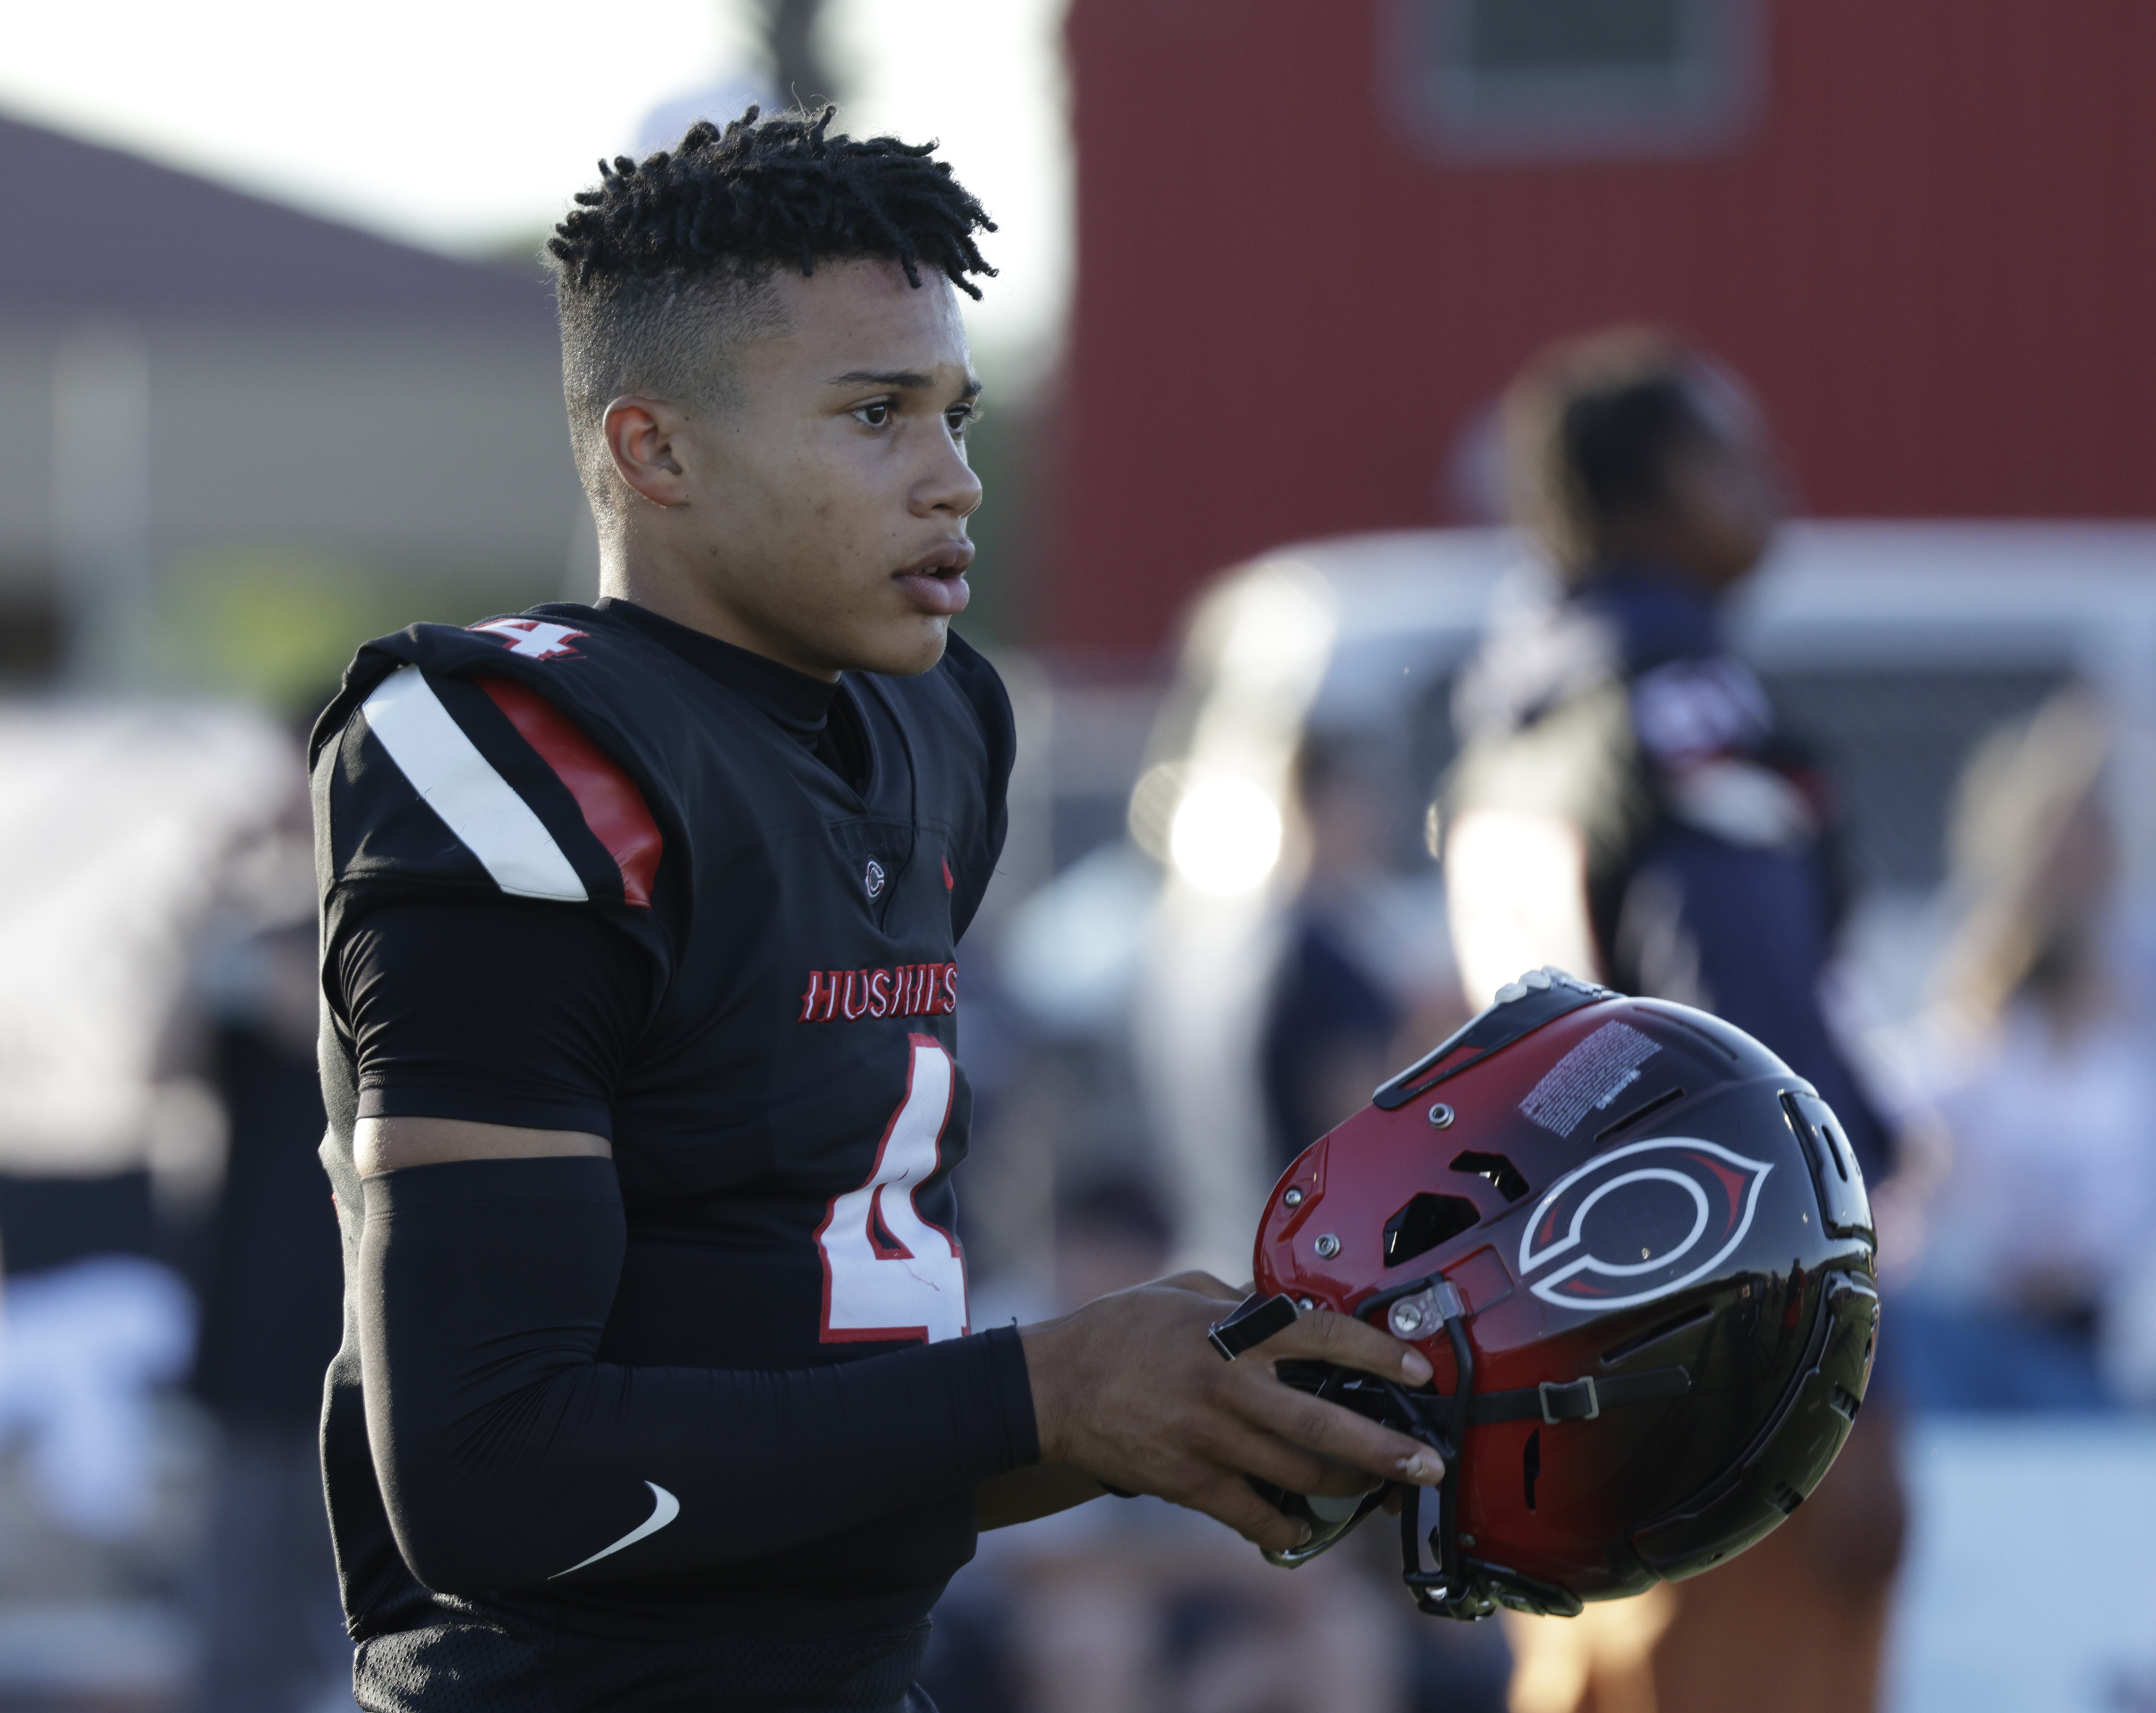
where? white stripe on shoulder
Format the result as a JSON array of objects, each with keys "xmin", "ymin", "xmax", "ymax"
[{"xmin": 359, "ymin": 664, "xmax": 588, "ymax": 903}]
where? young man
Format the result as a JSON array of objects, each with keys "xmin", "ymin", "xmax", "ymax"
[
  {"xmin": 1440, "ymin": 330, "xmax": 1905, "ymax": 1713},
  {"xmin": 310, "ymin": 109, "xmax": 1440, "ymax": 1711},
  {"xmin": 1444, "ymin": 330, "xmax": 1892, "ymax": 1184}
]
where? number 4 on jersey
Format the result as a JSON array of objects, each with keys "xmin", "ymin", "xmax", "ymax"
[{"xmin": 816, "ymin": 1035, "xmax": 970, "ymax": 1344}]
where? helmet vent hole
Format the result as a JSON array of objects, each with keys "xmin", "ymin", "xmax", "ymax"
[
  {"xmin": 1594, "ymin": 1086, "xmax": 1686, "ymax": 1143},
  {"xmin": 1830, "ymin": 1384, "xmax": 1862, "ymax": 1422},
  {"xmin": 1523, "ymin": 1429, "xmax": 1541, "ymax": 1511},
  {"xmin": 1771, "ymin": 1483, "xmax": 1805, "ymax": 1517},
  {"xmin": 1382, "ymin": 1194, "xmax": 1481, "ymax": 1267},
  {"xmin": 1449, "ymin": 1151, "xmax": 1529, "ymax": 1202}
]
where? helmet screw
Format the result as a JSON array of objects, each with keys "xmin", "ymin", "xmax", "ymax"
[
  {"xmin": 1283, "ymin": 1187, "xmax": 1305, "ymax": 1208},
  {"xmin": 1297, "ymin": 1297, "xmax": 1316, "ymax": 1311},
  {"xmin": 1314, "ymin": 1233, "xmax": 1341, "ymax": 1260},
  {"xmin": 1389, "ymin": 1299, "xmax": 1425, "ymax": 1335},
  {"xmin": 1427, "ymin": 1102, "xmax": 1455, "ymax": 1129}
]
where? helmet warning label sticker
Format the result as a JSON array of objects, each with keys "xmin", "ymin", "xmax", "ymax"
[{"xmin": 1518, "ymin": 1021, "xmax": 1663, "ymax": 1136}]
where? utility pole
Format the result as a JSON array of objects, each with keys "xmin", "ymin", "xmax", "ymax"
[{"xmin": 758, "ymin": 0, "xmax": 836, "ymax": 113}]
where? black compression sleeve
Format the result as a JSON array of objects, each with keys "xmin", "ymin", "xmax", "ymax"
[
  {"xmin": 359, "ymin": 1156, "xmax": 1037, "ymax": 1595},
  {"xmin": 338, "ymin": 901, "xmax": 651, "ymax": 1136}
]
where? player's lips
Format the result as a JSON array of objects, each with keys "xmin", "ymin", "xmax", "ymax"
[{"xmin": 892, "ymin": 542, "xmax": 973, "ymax": 617}]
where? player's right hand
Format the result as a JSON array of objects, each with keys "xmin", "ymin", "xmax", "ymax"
[{"xmin": 1017, "ymin": 1271, "xmax": 1444, "ymax": 1554}]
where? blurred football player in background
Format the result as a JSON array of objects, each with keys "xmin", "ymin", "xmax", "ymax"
[
  {"xmin": 1440, "ymin": 330, "xmax": 1905, "ymax": 1713},
  {"xmin": 185, "ymin": 906, "xmax": 348, "ymax": 1713}
]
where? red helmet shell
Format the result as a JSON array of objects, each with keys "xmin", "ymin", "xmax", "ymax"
[{"xmin": 1254, "ymin": 979, "xmax": 1878, "ymax": 1608}]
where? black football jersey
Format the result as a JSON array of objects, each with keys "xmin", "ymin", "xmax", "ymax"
[{"xmin": 310, "ymin": 600, "xmax": 1018, "ymax": 1699}]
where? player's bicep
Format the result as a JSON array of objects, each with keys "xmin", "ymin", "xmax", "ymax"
[
  {"xmin": 356, "ymin": 1115, "xmax": 611, "ymax": 1178},
  {"xmin": 338, "ymin": 900, "xmax": 652, "ymax": 1140},
  {"xmin": 1444, "ymin": 807, "xmax": 1601, "ymax": 1004}
]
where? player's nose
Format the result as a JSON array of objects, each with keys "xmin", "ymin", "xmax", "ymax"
[{"xmin": 912, "ymin": 434, "xmax": 983, "ymax": 520}]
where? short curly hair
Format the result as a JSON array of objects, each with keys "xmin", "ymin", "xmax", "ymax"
[
  {"xmin": 1502, "ymin": 329, "xmax": 1729, "ymax": 583},
  {"xmin": 549, "ymin": 105, "xmax": 997, "ymax": 512}
]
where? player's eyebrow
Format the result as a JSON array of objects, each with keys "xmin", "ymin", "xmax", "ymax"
[{"xmin": 829, "ymin": 368, "xmax": 983, "ymax": 399}]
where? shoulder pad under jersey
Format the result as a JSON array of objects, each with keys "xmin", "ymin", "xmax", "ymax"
[{"xmin": 314, "ymin": 616, "xmax": 665, "ymax": 918}]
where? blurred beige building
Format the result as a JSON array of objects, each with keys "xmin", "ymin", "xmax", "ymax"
[{"xmin": 0, "ymin": 111, "xmax": 582, "ymax": 693}]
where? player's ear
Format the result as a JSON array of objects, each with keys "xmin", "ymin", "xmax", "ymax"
[{"xmin": 603, "ymin": 396, "xmax": 690, "ymax": 508}]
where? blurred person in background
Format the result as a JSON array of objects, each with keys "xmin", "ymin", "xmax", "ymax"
[
  {"xmin": 1244, "ymin": 738, "xmax": 1508, "ymax": 1713},
  {"xmin": 1260, "ymin": 734, "xmax": 1408, "ymax": 1176},
  {"xmin": 0, "ymin": 696, "xmax": 292, "ymax": 1709},
  {"xmin": 1439, "ymin": 330, "xmax": 1904, "ymax": 1713},
  {"xmin": 184, "ymin": 768, "xmax": 349, "ymax": 1713},
  {"xmin": 1898, "ymin": 690, "xmax": 2156, "ymax": 1410},
  {"xmin": 1261, "ymin": 731, "xmax": 1473, "ymax": 1177}
]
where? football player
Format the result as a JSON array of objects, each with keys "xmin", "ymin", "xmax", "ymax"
[
  {"xmin": 1440, "ymin": 330, "xmax": 1906, "ymax": 1713},
  {"xmin": 309, "ymin": 108, "xmax": 1443, "ymax": 1711}
]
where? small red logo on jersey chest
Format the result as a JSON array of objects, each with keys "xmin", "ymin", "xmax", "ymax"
[{"xmin": 799, "ymin": 963, "xmax": 958, "ymax": 1023}]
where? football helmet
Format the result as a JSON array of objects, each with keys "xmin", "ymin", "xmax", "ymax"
[{"xmin": 1212, "ymin": 969, "xmax": 1879, "ymax": 1619}]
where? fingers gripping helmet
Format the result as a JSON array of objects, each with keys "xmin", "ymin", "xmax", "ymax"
[{"xmin": 1225, "ymin": 970, "xmax": 1879, "ymax": 1620}]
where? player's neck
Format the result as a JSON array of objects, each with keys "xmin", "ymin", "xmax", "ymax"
[{"xmin": 599, "ymin": 540, "xmax": 842, "ymax": 684}]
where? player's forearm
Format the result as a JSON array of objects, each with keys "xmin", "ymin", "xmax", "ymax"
[
  {"xmin": 358, "ymin": 1156, "xmax": 1036, "ymax": 1594},
  {"xmin": 973, "ymin": 1463, "xmax": 1106, "ymax": 1530}
]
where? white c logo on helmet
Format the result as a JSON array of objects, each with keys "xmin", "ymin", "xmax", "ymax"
[{"xmin": 1517, "ymin": 1137, "xmax": 1773, "ymax": 1310}]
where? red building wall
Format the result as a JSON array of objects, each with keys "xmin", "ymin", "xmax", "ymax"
[{"xmin": 1046, "ymin": 0, "xmax": 2156, "ymax": 653}]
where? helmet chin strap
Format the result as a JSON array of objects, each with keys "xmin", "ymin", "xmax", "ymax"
[
  {"xmin": 1391, "ymin": 1283, "xmax": 1597, "ymax": 1620},
  {"xmin": 1394, "ymin": 1283, "xmax": 1499, "ymax": 1619},
  {"xmin": 1389, "ymin": 1281, "xmax": 1607, "ymax": 1620}
]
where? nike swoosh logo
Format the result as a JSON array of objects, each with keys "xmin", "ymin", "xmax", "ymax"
[{"xmin": 550, "ymin": 1481, "xmax": 680, "ymax": 1579}]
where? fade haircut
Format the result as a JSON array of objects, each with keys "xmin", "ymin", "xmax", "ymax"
[
  {"xmin": 547, "ymin": 105, "xmax": 997, "ymax": 514},
  {"xmin": 1501, "ymin": 329, "xmax": 1739, "ymax": 584}
]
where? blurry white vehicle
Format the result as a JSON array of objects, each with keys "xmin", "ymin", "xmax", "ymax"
[{"xmin": 1107, "ymin": 521, "xmax": 2156, "ymax": 1277}]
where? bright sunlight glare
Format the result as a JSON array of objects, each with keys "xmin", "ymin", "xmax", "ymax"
[{"xmin": 1168, "ymin": 778, "xmax": 1284, "ymax": 897}]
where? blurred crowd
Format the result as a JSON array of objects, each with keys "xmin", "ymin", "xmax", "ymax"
[{"xmin": 0, "ymin": 328, "xmax": 2151, "ymax": 1713}]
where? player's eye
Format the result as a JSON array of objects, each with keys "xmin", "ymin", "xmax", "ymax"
[
  {"xmin": 946, "ymin": 404, "xmax": 975, "ymax": 439},
  {"xmin": 852, "ymin": 400, "xmax": 893, "ymax": 429}
]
